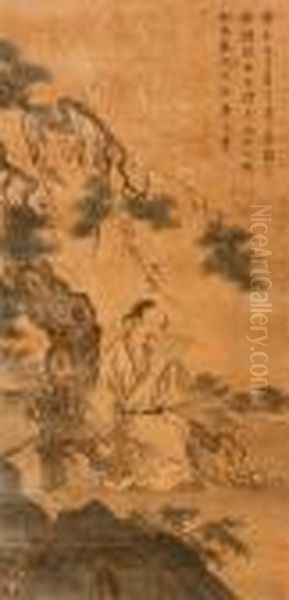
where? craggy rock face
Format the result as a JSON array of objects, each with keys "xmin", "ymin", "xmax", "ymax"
[
  {"xmin": 0, "ymin": 459, "xmax": 235, "ymax": 600},
  {"xmin": 25, "ymin": 542, "xmax": 234, "ymax": 600},
  {"xmin": 25, "ymin": 569, "xmax": 92, "ymax": 600}
]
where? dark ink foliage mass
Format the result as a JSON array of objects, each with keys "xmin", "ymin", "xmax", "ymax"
[
  {"xmin": 198, "ymin": 218, "xmax": 252, "ymax": 290},
  {"xmin": 124, "ymin": 193, "xmax": 178, "ymax": 229},
  {"xmin": 72, "ymin": 176, "xmax": 112, "ymax": 239},
  {"xmin": 0, "ymin": 281, "xmax": 20, "ymax": 337},
  {"xmin": 229, "ymin": 386, "xmax": 289, "ymax": 414},
  {"xmin": 0, "ymin": 39, "xmax": 52, "ymax": 109},
  {"xmin": 0, "ymin": 201, "xmax": 53, "ymax": 260}
]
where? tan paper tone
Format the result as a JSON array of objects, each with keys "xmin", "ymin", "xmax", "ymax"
[{"xmin": 0, "ymin": 1, "xmax": 287, "ymax": 597}]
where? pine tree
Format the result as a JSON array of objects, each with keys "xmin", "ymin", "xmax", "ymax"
[{"xmin": 0, "ymin": 199, "xmax": 52, "ymax": 261}]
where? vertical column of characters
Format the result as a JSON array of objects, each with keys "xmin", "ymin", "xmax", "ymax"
[
  {"xmin": 218, "ymin": 10, "xmax": 234, "ymax": 153},
  {"xmin": 239, "ymin": 11, "xmax": 256, "ymax": 172},
  {"xmin": 261, "ymin": 11, "xmax": 275, "ymax": 171}
]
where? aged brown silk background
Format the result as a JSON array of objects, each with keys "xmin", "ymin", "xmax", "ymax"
[{"xmin": 0, "ymin": 0, "xmax": 288, "ymax": 598}]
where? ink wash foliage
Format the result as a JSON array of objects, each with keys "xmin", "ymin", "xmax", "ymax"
[
  {"xmin": 0, "ymin": 39, "xmax": 51, "ymax": 109},
  {"xmin": 198, "ymin": 217, "xmax": 252, "ymax": 290}
]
